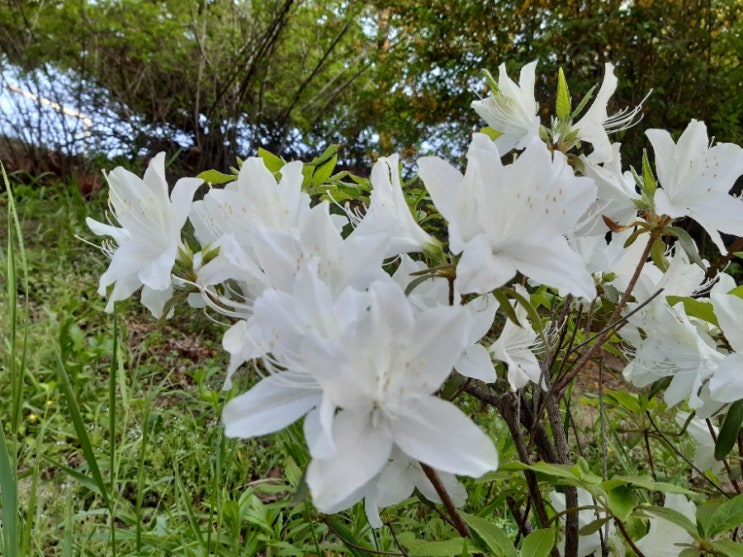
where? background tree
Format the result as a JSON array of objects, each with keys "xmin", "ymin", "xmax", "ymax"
[{"xmin": 0, "ymin": 0, "xmax": 742, "ymax": 173}]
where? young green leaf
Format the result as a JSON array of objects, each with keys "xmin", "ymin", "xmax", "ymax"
[
  {"xmin": 714, "ymin": 399, "xmax": 743, "ymax": 460},
  {"xmin": 641, "ymin": 149, "xmax": 657, "ymax": 198},
  {"xmin": 642, "ymin": 505, "xmax": 698, "ymax": 537},
  {"xmin": 195, "ymin": 169, "xmax": 237, "ymax": 185},
  {"xmin": 461, "ymin": 512, "xmax": 518, "ymax": 557},
  {"xmin": 607, "ymin": 485, "xmax": 637, "ymax": 522},
  {"xmin": 705, "ymin": 494, "xmax": 743, "ymax": 538},
  {"xmin": 556, "ymin": 67, "xmax": 571, "ymax": 123},
  {"xmin": 521, "ymin": 528, "xmax": 557, "ymax": 557},
  {"xmin": 257, "ymin": 148, "xmax": 286, "ymax": 174},
  {"xmin": 665, "ymin": 296, "xmax": 718, "ymax": 327},
  {"xmin": 711, "ymin": 539, "xmax": 743, "ymax": 557},
  {"xmin": 310, "ymin": 153, "xmax": 338, "ymax": 187},
  {"xmin": 667, "ymin": 226, "xmax": 706, "ymax": 268}
]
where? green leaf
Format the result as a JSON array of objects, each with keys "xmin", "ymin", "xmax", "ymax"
[
  {"xmin": 607, "ymin": 485, "xmax": 637, "ymax": 522},
  {"xmin": 641, "ymin": 149, "xmax": 657, "ymax": 198},
  {"xmin": 400, "ymin": 536, "xmax": 469, "ymax": 557},
  {"xmin": 195, "ymin": 169, "xmax": 237, "ymax": 185},
  {"xmin": 480, "ymin": 126, "xmax": 503, "ymax": 141},
  {"xmin": 501, "ymin": 461, "xmax": 601, "ymax": 486},
  {"xmin": 578, "ymin": 517, "xmax": 611, "ymax": 537},
  {"xmin": 667, "ymin": 226, "xmax": 706, "ymax": 268},
  {"xmin": 571, "ymin": 84, "xmax": 596, "ymax": 120},
  {"xmin": 55, "ymin": 354, "xmax": 110, "ymax": 508},
  {"xmin": 728, "ymin": 285, "xmax": 743, "ymax": 298},
  {"xmin": 604, "ymin": 475, "xmax": 694, "ymax": 496},
  {"xmin": 603, "ymin": 390, "xmax": 643, "ymax": 415},
  {"xmin": 642, "ymin": 505, "xmax": 698, "ymax": 537},
  {"xmin": 257, "ymin": 148, "xmax": 285, "ymax": 174},
  {"xmin": 623, "ymin": 226, "xmax": 644, "ymax": 248},
  {"xmin": 324, "ymin": 517, "xmax": 376, "ymax": 557},
  {"xmin": 309, "ymin": 144, "xmax": 338, "ymax": 167},
  {"xmin": 0, "ymin": 419, "xmax": 18, "ymax": 557},
  {"xmin": 714, "ymin": 399, "xmax": 743, "ymax": 460},
  {"xmin": 650, "ymin": 237, "xmax": 669, "ymax": 272},
  {"xmin": 711, "ymin": 539, "xmax": 743, "ymax": 557},
  {"xmin": 521, "ymin": 528, "xmax": 556, "ymax": 557},
  {"xmin": 696, "ymin": 499, "xmax": 722, "ymax": 537},
  {"xmin": 501, "ymin": 286, "xmax": 545, "ymax": 336},
  {"xmin": 493, "ymin": 289, "xmax": 522, "ymax": 328},
  {"xmin": 556, "ymin": 67, "xmax": 571, "ymax": 122},
  {"xmin": 461, "ymin": 512, "xmax": 518, "ymax": 557},
  {"xmin": 311, "ymin": 153, "xmax": 338, "ymax": 187},
  {"xmin": 666, "ymin": 296, "xmax": 718, "ymax": 327},
  {"xmin": 706, "ymin": 494, "xmax": 743, "ymax": 537}
]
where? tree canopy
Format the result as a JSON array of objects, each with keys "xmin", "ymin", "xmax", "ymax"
[{"xmin": 1, "ymin": 0, "xmax": 742, "ymax": 171}]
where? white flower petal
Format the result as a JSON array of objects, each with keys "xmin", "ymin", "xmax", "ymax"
[
  {"xmin": 306, "ymin": 408, "xmax": 394, "ymax": 513},
  {"xmin": 709, "ymin": 353, "xmax": 743, "ymax": 403},
  {"xmin": 222, "ymin": 374, "xmax": 321, "ymax": 438},
  {"xmin": 394, "ymin": 396, "xmax": 498, "ymax": 477}
]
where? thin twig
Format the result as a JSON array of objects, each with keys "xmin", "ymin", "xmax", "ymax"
[
  {"xmin": 598, "ymin": 357, "xmax": 611, "ymax": 557},
  {"xmin": 646, "ymin": 411, "xmax": 730, "ymax": 498},
  {"xmin": 615, "ymin": 517, "xmax": 647, "ymax": 557},
  {"xmin": 385, "ymin": 522, "xmax": 411, "ymax": 557},
  {"xmin": 507, "ymin": 495, "xmax": 534, "ymax": 543},
  {"xmin": 420, "ymin": 463, "xmax": 470, "ymax": 538},
  {"xmin": 643, "ymin": 430, "xmax": 658, "ymax": 482},
  {"xmin": 554, "ymin": 287, "xmax": 663, "ymax": 394},
  {"xmin": 554, "ymin": 236, "xmax": 657, "ymax": 394}
]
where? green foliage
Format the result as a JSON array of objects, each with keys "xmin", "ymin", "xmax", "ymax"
[
  {"xmin": 715, "ymin": 400, "xmax": 743, "ymax": 460},
  {"xmin": 4, "ymin": 1, "xmax": 742, "ymax": 169}
]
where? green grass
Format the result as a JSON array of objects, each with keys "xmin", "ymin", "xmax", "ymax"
[{"xmin": 0, "ymin": 178, "xmax": 373, "ymax": 556}]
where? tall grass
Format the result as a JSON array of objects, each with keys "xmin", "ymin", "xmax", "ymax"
[{"xmin": 1, "ymin": 162, "xmax": 26, "ymax": 557}]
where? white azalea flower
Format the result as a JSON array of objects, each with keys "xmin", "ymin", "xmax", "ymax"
[
  {"xmin": 675, "ymin": 411, "xmax": 724, "ymax": 476},
  {"xmin": 573, "ymin": 63, "xmax": 646, "ymax": 164},
  {"xmin": 635, "ymin": 493, "xmax": 696, "ymax": 557},
  {"xmin": 647, "ymin": 119, "xmax": 743, "ymax": 253},
  {"xmin": 364, "ymin": 448, "xmax": 467, "ymax": 528},
  {"xmin": 190, "ymin": 158, "xmax": 309, "ymax": 248},
  {"xmin": 490, "ymin": 288, "xmax": 543, "ymax": 391},
  {"xmin": 222, "ymin": 262, "xmax": 373, "ymax": 454},
  {"xmin": 418, "ymin": 134, "xmax": 597, "ymax": 299},
  {"xmin": 622, "ymin": 300, "xmax": 723, "ymax": 409},
  {"xmin": 302, "ymin": 277, "xmax": 499, "ymax": 512},
  {"xmin": 349, "ymin": 154, "xmax": 436, "ymax": 257},
  {"xmin": 86, "ymin": 152, "xmax": 202, "ymax": 317},
  {"xmin": 578, "ymin": 143, "xmax": 640, "ymax": 235},
  {"xmin": 471, "ymin": 61, "xmax": 541, "ymax": 154},
  {"xmin": 206, "ymin": 205, "xmax": 388, "ymax": 389},
  {"xmin": 391, "ymin": 255, "xmax": 497, "ymax": 383},
  {"xmin": 708, "ymin": 272, "xmax": 743, "ymax": 403},
  {"xmin": 550, "ymin": 487, "xmax": 616, "ymax": 557}
]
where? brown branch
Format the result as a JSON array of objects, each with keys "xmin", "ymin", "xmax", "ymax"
[{"xmin": 419, "ymin": 463, "xmax": 470, "ymax": 538}]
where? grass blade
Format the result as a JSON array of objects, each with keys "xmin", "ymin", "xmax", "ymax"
[
  {"xmin": 109, "ymin": 311, "xmax": 118, "ymax": 557},
  {"xmin": 55, "ymin": 353, "xmax": 111, "ymax": 508},
  {"xmin": 0, "ymin": 420, "xmax": 19, "ymax": 557}
]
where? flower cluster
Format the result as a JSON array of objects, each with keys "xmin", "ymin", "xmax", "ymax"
[{"xmin": 87, "ymin": 60, "xmax": 743, "ymax": 552}]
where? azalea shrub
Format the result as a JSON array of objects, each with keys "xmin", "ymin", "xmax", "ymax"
[{"xmin": 86, "ymin": 61, "xmax": 743, "ymax": 556}]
